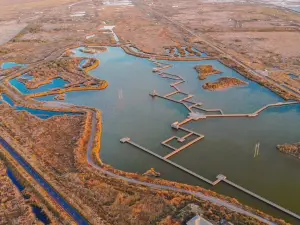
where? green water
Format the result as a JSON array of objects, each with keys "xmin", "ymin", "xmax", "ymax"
[{"xmin": 36, "ymin": 47, "xmax": 300, "ymax": 223}]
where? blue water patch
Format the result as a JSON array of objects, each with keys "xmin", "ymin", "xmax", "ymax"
[
  {"xmin": 35, "ymin": 95, "xmax": 57, "ymax": 102},
  {"xmin": 31, "ymin": 205, "xmax": 51, "ymax": 224},
  {"xmin": 201, "ymin": 52, "xmax": 208, "ymax": 57},
  {"xmin": 22, "ymin": 73, "xmax": 34, "ymax": 80},
  {"xmin": 7, "ymin": 169, "xmax": 25, "ymax": 191},
  {"xmin": 15, "ymin": 106, "xmax": 81, "ymax": 119},
  {"xmin": 190, "ymin": 47, "xmax": 208, "ymax": 57},
  {"xmin": 288, "ymin": 74, "xmax": 298, "ymax": 79},
  {"xmin": 2, "ymin": 93, "xmax": 15, "ymax": 106},
  {"xmin": 79, "ymin": 59, "xmax": 88, "ymax": 68},
  {"xmin": 165, "ymin": 47, "xmax": 207, "ymax": 58},
  {"xmin": 1, "ymin": 62, "xmax": 27, "ymax": 70},
  {"xmin": 10, "ymin": 76, "xmax": 69, "ymax": 95},
  {"xmin": 7, "ymin": 169, "xmax": 51, "ymax": 224},
  {"xmin": 291, "ymin": 6, "xmax": 300, "ymax": 12},
  {"xmin": 1, "ymin": 93, "xmax": 81, "ymax": 119}
]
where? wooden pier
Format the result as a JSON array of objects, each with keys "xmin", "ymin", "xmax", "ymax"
[
  {"xmin": 121, "ymin": 137, "xmax": 215, "ymax": 185},
  {"xmin": 223, "ymin": 179, "xmax": 300, "ymax": 220},
  {"xmin": 150, "ymin": 58, "xmax": 300, "ymax": 158},
  {"xmin": 162, "ymin": 126, "xmax": 205, "ymax": 159},
  {"xmin": 121, "ymin": 138, "xmax": 300, "ymax": 221},
  {"xmin": 139, "ymin": 58, "xmax": 300, "ymax": 221}
]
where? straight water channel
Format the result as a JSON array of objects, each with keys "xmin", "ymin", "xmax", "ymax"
[
  {"xmin": 19, "ymin": 46, "xmax": 300, "ymax": 222},
  {"xmin": 7, "ymin": 169, "xmax": 51, "ymax": 224}
]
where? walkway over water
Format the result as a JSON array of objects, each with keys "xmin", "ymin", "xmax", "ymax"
[
  {"xmin": 122, "ymin": 138, "xmax": 300, "ymax": 221},
  {"xmin": 144, "ymin": 57, "xmax": 300, "ymax": 220},
  {"xmin": 149, "ymin": 58, "xmax": 300, "ymax": 160},
  {"xmin": 32, "ymin": 46, "xmax": 300, "ymax": 222}
]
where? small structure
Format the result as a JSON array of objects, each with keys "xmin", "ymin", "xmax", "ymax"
[
  {"xmin": 216, "ymin": 174, "xmax": 227, "ymax": 180},
  {"xmin": 120, "ymin": 137, "xmax": 130, "ymax": 143},
  {"xmin": 150, "ymin": 90, "xmax": 157, "ymax": 97},
  {"xmin": 177, "ymin": 137, "xmax": 185, "ymax": 143},
  {"xmin": 188, "ymin": 112, "xmax": 206, "ymax": 120},
  {"xmin": 86, "ymin": 34, "xmax": 95, "ymax": 39},
  {"xmin": 247, "ymin": 113, "xmax": 258, "ymax": 117},
  {"xmin": 171, "ymin": 121, "xmax": 179, "ymax": 129},
  {"xmin": 186, "ymin": 215, "xmax": 213, "ymax": 225}
]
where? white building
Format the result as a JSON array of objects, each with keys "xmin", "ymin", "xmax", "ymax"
[{"xmin": 186, "ymin": 215, "xmax": 213, "ymax": 225}]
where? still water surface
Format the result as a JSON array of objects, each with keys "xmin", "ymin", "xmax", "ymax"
[{"xmin": 34, "ymin": 47, "xmax": 299, "ymax": 222}]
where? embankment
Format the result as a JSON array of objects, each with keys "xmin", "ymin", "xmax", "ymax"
[{"xmin": 25, "ymin": 81, "xmax": 108, "ymax": 99}]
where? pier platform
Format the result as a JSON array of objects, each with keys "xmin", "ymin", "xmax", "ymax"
[{"xmin": 121, "ymin": 138, "xmax": 300, "ymax": 221}]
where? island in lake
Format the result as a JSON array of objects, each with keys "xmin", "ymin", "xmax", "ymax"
[
  {"xmin": 195, "ymin": 65, "xmax": 222, "ymax": 80},
  {"xmin": 203, "ymin": 77, "xmax": 248, "ymax": 91}
]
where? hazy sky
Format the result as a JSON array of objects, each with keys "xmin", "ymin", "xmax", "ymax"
[{"xmin": 203, "ymin": 0, "xmax": 300, "ymax": 11}]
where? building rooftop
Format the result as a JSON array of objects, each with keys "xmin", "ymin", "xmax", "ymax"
[{"xmin": 186, "ymin": 215, "xmax": 213, "ymax": 225}]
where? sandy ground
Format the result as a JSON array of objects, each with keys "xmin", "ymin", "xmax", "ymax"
[
  {"xmin": 0, "ymin": 0, "xmax": 78, "ymax": 20},
  {"xmin": 0, "ymin": 22, "xmax": 27, "ymax": 46},
  {"xmin": 98, "ymin": 5, "xmax": 181, "ymax": 53},
  {"xmin": 208, "ymin": 31, "xmax": 300, "ymax": 66},
  {"xmin": 0, "ymin": 160, "xmax": 37, "ymax": 224},
  {"xmin": 150, "ymin": 0, "xmax": 300, "ymax": 89}
]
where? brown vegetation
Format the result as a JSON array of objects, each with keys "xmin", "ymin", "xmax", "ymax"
[
  {"xmin": 79, "ymin": 47, "xmax": 107, "ymax": 54},
  {"xmin": 277, "ymin": 142, "xmax": 300, "ymax": 159},
  {"xmin": 0, "ymin": 160, "xmax": 37, "ymax": 225},
  {"xmin": 203, "ymin": 77, "xmax": 248, "ymax": 91},
  {"xmin": 186, "ymin": 46, "xmax": 201, "ymax": 57},
  {"xmin": 5, "ymin": 55, "xmax": 107, "ymax": 98},
  {"xmin": 92, "ymin": 110, "xmax": 103, "ymax": 166},
  {"xmin": 122, "ymin": 45, "xmax": 214, "ymax": 61},
  {"xmin": 143, "ymin": 168, "xmax": 161, "ymax": 177},
  {"xmin": 54, "ymin": 93, "xmax": 66, "ymax": 101},
  {"xmin": 195, "ymin": 65, "xmax": 222, "ymax": 80},
  {"xmin": 220, "ymin": 57, "xmax": 300, "ymax": 100},
  {"xmin": 0, "ymin": 98, "xmax": 287, "ymax": 224}
]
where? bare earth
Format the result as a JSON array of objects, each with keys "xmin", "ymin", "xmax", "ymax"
[
  {"xmin": 149, "ymin": 0, "xmax": 300, "ymax": 93},
  {"xmin": 0, "ymin": 22, "xmax": 27, "ymax": 46}
]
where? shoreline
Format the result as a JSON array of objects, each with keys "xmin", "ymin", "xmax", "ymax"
[
  {"xmin": 202, "ymin": 77, "xmax": 249, "ymax": 91},
  {"xmin": 0, "ymin": 45, "xmax": 299, "ymax": 224}
]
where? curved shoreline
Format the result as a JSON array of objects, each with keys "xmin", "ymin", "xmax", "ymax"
[
  {"xmin": 1, "ymin": 45, "xmax": 299, "ymax": 224},
  {"xmin": 86, "ymin": 108, "xmax": 280, "ymax": 225},
  {"xmin": 202, "ymin": 77, "xmax": 249, "ymax": 91},
  {"xmin": 84, "ymin": 58, "xmax": 100, "ymax": 73},
  {"xmin": 5, "ymin": 55, "xmax": 108, "ymax": 100},
  {"xmin": 1, "ymin": 83, "xmax": 288, "ymax": 224}
]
